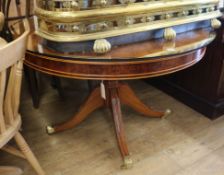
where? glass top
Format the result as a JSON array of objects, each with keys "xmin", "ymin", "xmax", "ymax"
[{"xmin": 26, "ymin": 19, "xmax": 215, "ymax": 61}]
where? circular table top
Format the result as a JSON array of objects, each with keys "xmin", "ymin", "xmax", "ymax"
[
  {"xmin": 25, "ymin": 20, "xmax": 214, "ymax": 80},
  {"xmin": 26, "ymin": 28, "xmax": 213, "ymax": 61}
]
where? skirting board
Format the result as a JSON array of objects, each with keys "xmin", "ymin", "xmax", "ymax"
[{"xmin": 148, "ymin": 79, "xmax": 224, "ymax": 120}]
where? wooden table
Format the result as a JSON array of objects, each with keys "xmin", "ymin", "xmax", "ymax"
[{"xmin": 25, "ymin": 25, "xmax": 213, "ymax": 168}]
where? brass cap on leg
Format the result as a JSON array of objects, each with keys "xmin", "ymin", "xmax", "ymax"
[
  {"xmin": 46, "ymin": 126, "xmax": 55, "ymax": 135},
  {"xmin": 121, "ymin": 155, "xmax": 133, "ymax": 169},
  {"xmin": 163, "ymin": 109, "xmax": 172, "ymax": 118}
]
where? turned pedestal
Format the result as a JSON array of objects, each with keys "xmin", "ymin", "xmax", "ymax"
[{"xmin": 46, "ymin": 81, "xmax": 170, "ymax": 168}]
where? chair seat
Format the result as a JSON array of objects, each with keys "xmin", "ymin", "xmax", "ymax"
[
  {"xmin": 0, "ymin": 166, "xmax": 23, "ymax": 175},
  {"xmin": 0, "ymin": 37, "xmax": 7, "ymax": 47}
]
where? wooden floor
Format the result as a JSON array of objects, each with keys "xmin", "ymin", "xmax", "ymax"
[{"xmin": 1, "ymin": 78, "xmax": 224, "ymax": 175}]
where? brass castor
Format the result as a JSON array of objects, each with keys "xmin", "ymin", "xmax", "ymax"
[
  {"xmin": 46, "ymin": 126, "xmax": 55, "ymax": 135},
  {"xmin": 121, "ymin": 156, "xmax": 133, "ymax": 169},
  {"xmin": 162, "ymin": 109, "xmax": 172, "ymax": 118}
]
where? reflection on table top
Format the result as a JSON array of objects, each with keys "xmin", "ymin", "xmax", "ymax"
[{"xmin": 26, "ymin": 27, "xmax": 215, "ymax": 61}]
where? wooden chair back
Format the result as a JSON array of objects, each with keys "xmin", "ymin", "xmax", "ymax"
[
  {"xmin": 0, "ymin": 19, "xmax": 30, "ymax": 148},
  {"xmin": 0, "ymin": 12, "xmax": 4, "ymax": 31}
]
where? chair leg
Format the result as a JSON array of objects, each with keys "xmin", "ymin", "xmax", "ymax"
[
  {"xmin": 14, "ymin": 132, "xmax": 45, "ymax": 175},
  {"xmin": 0, "ymin": 166, "xmax": 23, "ymax": 175}
]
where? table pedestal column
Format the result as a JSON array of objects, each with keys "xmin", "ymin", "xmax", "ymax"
[{"xmin": 46, "ymin": 81, "xmax": 171, "ymax": 168}]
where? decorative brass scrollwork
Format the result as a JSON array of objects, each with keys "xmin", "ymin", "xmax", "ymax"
[{"xmin": 35, "ymin": 0, "xmax": 222, "ymax": 53}]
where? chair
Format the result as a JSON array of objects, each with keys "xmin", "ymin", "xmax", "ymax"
[
  {"xmin": 0, "ymin": 12, "xmax": 45, "ymax": 175},
  {"xmin": 0, "ymin": 12, "xmax": 4, "ymax": 31}
]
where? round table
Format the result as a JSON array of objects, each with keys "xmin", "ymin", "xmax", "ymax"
[{"xmin": 25, "ymin": 22, "xmax": 214, "ymax": 168}]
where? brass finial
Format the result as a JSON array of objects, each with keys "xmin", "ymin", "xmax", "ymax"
[
  {"xmin": 141, "ymin": 16, "xmax": 155, "ymax": 23},
  {"xmin": 178, "ymin": 10, "xmax": 189, "ymax": 17},
  {"xmin": 93, "ymin": 39, "xmax": 111, "ymax": 54},
  {"xmin": 211, "ymin": 18, "xmax": 221, "ymax": 29},
  {"xmin": 164, "ymin": 27, "xmax": 176, "ymax": 41},
  {"xmin": 71, "ymin": 0, "xmax": 79, "ymax": 8},
  {"xmin": 125, "ymin": 17, "xmax": 135, "ymax": 25}
]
